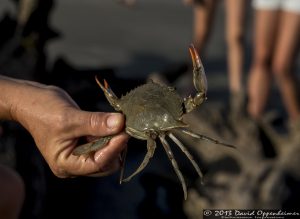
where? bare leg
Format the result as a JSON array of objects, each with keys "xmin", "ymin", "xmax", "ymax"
[
  {"xmin": 225, "ymin": 0, "xmax": 247, "ymax": 93},
  {"xmin": 168, "ymin": 133, "xmax": 204, "ymax": 183},
  {"xmin": 272, "ymin": 11, "xmax": 300, "ymax": 121},
  {"xmin": 193, "ymin": 0, "xmax": 218, "ymax": 54},
  {"xmin": 159, "ymin": 135, "xmax": 187, "ymax": 200},
  {"xmin": 122, "ymin": 138, "xmax": 156, "ymax": 182},
  {"xmin": 180, "ymin": 128, "xmax": 236, "ymax": 148},
  {"xmin": 247, "ymin": 9, "xmax": 279, "ymax": 119}
]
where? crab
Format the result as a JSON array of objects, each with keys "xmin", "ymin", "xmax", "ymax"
[{"xmin": 73, "ymin": 44, "xmax": 235, "ymax": 199}]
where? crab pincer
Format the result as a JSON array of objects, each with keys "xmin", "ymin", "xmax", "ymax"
[
  {"xmin": 184, "ymin": 44, "xmax": 208, "ymax": 113},
  {"xmin": 95, "ymin": 77, "xmax": 121, "ymax": 111}
]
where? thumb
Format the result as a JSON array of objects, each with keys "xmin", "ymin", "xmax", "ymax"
[{"xmin": 73, "ymin": 111, "xmax": 125, "ymax": 137}]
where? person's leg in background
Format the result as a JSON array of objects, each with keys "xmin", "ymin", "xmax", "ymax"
[
  {"xmin": 193, "ymin": 0, "xmax": 218, "ymax": 55},
  {"xmin": 271, "ymin": 9, "xmax": 300, "ymax": 136},
  {"xmin": 247, "ymin": 8, "xmax": 279, "ymax": 120},
  {"xmin": 225, "ymin": 0, "xmax": 247, "ymax": 116}
]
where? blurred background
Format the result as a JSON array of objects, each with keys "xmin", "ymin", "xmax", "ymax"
[{"xmin": 0, "ymin": 0, "xmax": 300, "ymax": 219}]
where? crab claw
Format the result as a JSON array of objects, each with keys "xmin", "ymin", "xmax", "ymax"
[
  {"xmin": 189, "ymin": 44, "xmax": 207, "ymax": 94},
  {"xmin": 95, "ymin": 76, "xmax": 121, "ymax": 111},
  {"xmin": 184, "ymin": 44, "xmax": 207, "ymax": 113}
]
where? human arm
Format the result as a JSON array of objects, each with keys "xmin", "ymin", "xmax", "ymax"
[{"xmin": 0, "ymin": 75, "xmax": 128, "ymax": 177}]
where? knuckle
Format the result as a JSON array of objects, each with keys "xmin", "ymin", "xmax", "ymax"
[
  {"xmin": 52, "ymin": 113, "xmax": 68, "ymax": 132},
  {"xmin": 89, "ymin": 112, "xmax": 116, "ymax": 134},
  {"xmin": 50, "ymin": 164, "xmax": 69, "ymax": 178},
  {"xmin": 48, "ymin": 155, "xmax": 70, "ymax": 178},
  {"xmin": 52, "ymin": 109, "xmax": 76, "ymax": 132},
  {"xmin": 89, "ymin": 112, "xmax": 103, "ymax": 130}
]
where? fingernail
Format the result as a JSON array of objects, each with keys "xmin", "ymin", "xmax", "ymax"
[{"xmin": 107, "ymin": 114, "xmax": 121, "ymax": 129}]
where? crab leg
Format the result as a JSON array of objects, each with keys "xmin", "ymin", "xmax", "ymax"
[
  {"xmin": 72, "ymin": 136, "xmax": 113, "ymax": 156},
  {"xmin": 95, "ymin": 76, "xmax": 121, "ymax": 111},
  {"xmin": 184, "ymin": 44, "xmax": 207, "ymax": 113},
  {"xmin": 180, "ymin": 129, "xmax": 236, "ymax": 149},
  {"xmin": 119, "ymin": 146, "xmax": 128, "ymax": 184},
  {"xmin": 159, "ymin": 135, "xmax": 188, "ymax": 200},
  {"xmin": 168, "ymin": 133, "xmax": 204, "ymax": 184},
  {"xmin": 122, "ymin": 138, "xmax": 156, "ymax": 183}
]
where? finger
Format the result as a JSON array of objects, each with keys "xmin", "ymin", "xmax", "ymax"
[
  {"xmin": 72, "ymin": 111, "xmax": 125, "ymax": 137},
  {"xmin": 94, "ymin": 133, "xmax": 129, "ymax": 167}
]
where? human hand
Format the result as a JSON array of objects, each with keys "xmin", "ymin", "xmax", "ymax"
[{"xmin": 1, "ymin": 77, "xmax": 128, "ymax": 177}]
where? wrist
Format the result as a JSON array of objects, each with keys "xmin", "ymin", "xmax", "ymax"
[{"xmin": 0, "ymin": 76, "xmax": 44, "ymax": 122}]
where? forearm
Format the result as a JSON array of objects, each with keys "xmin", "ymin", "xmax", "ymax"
[
  {"xmin": 0, "ymin": 75, "xmax": 22, "ymax": 120},
  {"xmin": 0, "ymin": 75, "xmax": 58, "ymax": 129}
]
